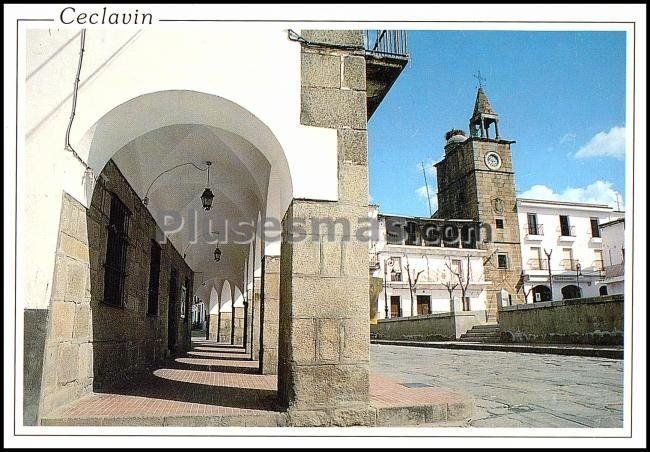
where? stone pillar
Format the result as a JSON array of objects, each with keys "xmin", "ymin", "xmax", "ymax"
[
  {"xmin": 259, "ymin": 256, "xmax": 280, "ymax": 374},
  {"xmin": 219, "ymin": 312, "xmax": 232, "ymax": 343},
  {"xmin": 233, "ymin": 307, "xmax": 245, "ymax": 345},
  {"xmin": 208, "ymin": 314, "xmax": 219, "ymax": 341},
  {"xmin": 251, "ymin": 277, "xmax": 262, "ymax": 361},
  {"xmin": 276, "ymin": 30, "xmax": 373, "ymax": 426}
]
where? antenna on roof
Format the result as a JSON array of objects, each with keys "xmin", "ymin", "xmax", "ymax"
[
  {"xmin": 615, "ymin": 192, "xmax": 621, "ymax": 211},
  {"xmin": 421, "ymin": 161, "xmax": 433, "ymax": 217}
]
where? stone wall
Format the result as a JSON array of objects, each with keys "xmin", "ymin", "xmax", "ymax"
[
  {"xmin": 276, "ymin": 30, "xmax": 374, "ymax": 426},
  {"xmin": 34, "ymin": 160, "xmax": 193, "ymax": 422},
  {"xmin": 499, "ymin": 295, "xmax": 623, "ymax": 345},
  {"xmin": 435, "ymin": 137, "xmax": 523, "ymax": 321},
  {"xmin": 375, "ymin": 311, "xmax": 487, "ymax": 341}
]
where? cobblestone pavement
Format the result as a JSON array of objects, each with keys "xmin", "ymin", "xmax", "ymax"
[{"xmin": 370, "ymin": 344, "xmax": 624, "ymax": 428}]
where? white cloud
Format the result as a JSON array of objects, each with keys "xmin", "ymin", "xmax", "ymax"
[
  {"xmin": 416, "ymin": 185, "xmax": 438, "ymax": 214},
  {"xmin": 518, "ymin": 180, "xmax": 624, "ymax": 209},
  {"xmin": 574, "ymin": 126, "xmax": 626, "ymax": 160}
]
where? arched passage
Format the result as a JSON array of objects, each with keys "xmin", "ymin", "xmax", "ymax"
[
  {"xmin": 532, "ymin": 285, "xmax": 552, "ymax": 302},
  {"xmin": 77, "ymin": 90, "xmax": 296, "ymax": 387},
  {"xmin": 562, "ymin": 285, "xmax": 582, "ymax": 300}
]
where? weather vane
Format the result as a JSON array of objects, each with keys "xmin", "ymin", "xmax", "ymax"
[{"xmin": 473, "ymin": 70, "xmax": 486, "ymax": 89}]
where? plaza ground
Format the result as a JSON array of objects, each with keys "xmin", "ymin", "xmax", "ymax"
[
  {"xmin": 41, "ymin": 337, "xmax": 472, "ymax": 427},
  {"xmin": 370, "ymin": 344, "xmax": 624, "ymax": 428}
]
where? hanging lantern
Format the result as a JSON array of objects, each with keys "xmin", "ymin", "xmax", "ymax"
[
  {"xmin": 201, "ymin": 188, "xmax": 214, "ymax": 211},
  {"xmin": 201, "ymin": 161, "xmax": 214, "ymax": 211},
  {"xmin": 214, "ymin": 246, "xmax": 222, "ymax": 262}
]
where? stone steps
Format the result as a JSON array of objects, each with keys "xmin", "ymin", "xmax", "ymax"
[{"xmin": 459, "ymin": 324, "xmax": 502, "ymax": 343}]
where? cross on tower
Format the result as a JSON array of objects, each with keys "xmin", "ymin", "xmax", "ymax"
[{"xmin": 473, "ymin": 70, "xmax": 487, "ymax": 88}]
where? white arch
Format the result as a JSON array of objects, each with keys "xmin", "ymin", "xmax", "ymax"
[
  {"xmin": 208, "ymin": 286, "xmax": 220, "ymax": 315},
  {"xmin": 233, "ymin": 286, "xmax": 245, "ymax": 308},
  {"xmin": 81, "ymin": 90, "xmax": 293, "ymax": 231},
  {"xmin": 220, "ymin": 280, "xmax": 233, "ymax": 312}
]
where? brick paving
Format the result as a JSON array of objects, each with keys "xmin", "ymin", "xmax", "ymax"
[{"xmin": 43, "ymin": 338, "xmax": 471, "ymax": 426}]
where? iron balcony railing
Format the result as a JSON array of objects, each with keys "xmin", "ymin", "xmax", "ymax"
[
  {"xmin": 559, "ymin": 225, "xmax": 577, "ymax": 237},
  {"xmin": 527, "ymin": 258, "xmax": 549, "ymax": 270},
  {"xmin": 364, "ymin": 30, "xmax": 409, "ymax": 58},
  {"xmin": 525, "ymin": 223, "xmax": 544, "ymax": 236},
  {"xmin": 561, "ymin": 259, "xmax": 580, "ymax": 271}
]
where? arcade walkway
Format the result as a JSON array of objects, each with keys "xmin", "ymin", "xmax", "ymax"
[{"xmin": 42, "ymin": 338, "xmax": 472, "ymax": 427}]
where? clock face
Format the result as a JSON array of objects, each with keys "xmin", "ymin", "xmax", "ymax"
[{"xmin": 485, "ymin": 151, "xmax": 502, "ymax": 170}]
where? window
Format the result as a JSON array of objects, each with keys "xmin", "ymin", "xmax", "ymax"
[
  {"xmin": 530, "ymin": 246, "xmax": 542, "ymax": 269},
  {"xmin": 416, "ymin": 295, "xmax": 431, "ymax": 315},
  {"xmin": 389, "ymin": 257, "xmax": 403, "ymax": 282},
  {"xmin": 559, "ymin": 215, "xmax": 572, "ymax": 236},
  {"xmin": 562, "ymin": 248, "xmax": 574, "ymax": 270},
  {"xmin": 594, "ymin": 250, "xmax": 604, "ymax": 270},
  {"xmin": 180, "ymin": 283, "xmax": 187, "ymax": 319},
  {"xmin": 451, "ymin": 259, "xmax": 462, "ymax": 277},
  {"xmin": 147, "ymin": 240, "xmax": 162, "ymax": 316},
  {"xmin": 495, "ymin": 218, "xmax": 504, "ymax": 229},
  {"xmin": 103, "ymin": 195, "xmax": 131, "ymax": 307},
  {"xmin": 599, "ymin": 286, "xmax": 608, "ymax": 296},
  {"xmin": 590, "ymin": 217, "xmax": 601, "ymax": 238},
  {"xmin": 497, "ymin": 253, "xmax": 508, "ymax": 269},
  {"xmin": 527, "ymin": 213, "xmax": 539, "ymax": 235},
  {"xmin": 183, "ymin": 277, "xmax": 191, "ymax": 322}
]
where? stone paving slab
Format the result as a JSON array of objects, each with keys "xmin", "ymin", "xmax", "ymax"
[
  {"xmin": 41, "ymin": 340, "xmax": 473, "ymax": 427},
  {"xmin": 371, "ymin": 339, "xmax": 623, "ymax": 359},
  {"xmin": 371, "ymin": 344, "xmax": 624, "ymax": 428}
]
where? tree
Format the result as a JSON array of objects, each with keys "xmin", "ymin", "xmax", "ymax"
[
  {"xmin": 440, "ymin": 260, "xmax": 459, "ymax": 312},
  {"xmin": 516, "ymin": 272, "xmax": 533, "ymax": 303},
  {"xmin": 404, "ymin": 255, "xmax": 424, "ymax": 316},
  {"xmin": 543, "ymin": 248, "xmax": 554, "ymax": 301},
  {"xmin": 447, "ymin": 254, "xmax": 473, "ymax": 311}
]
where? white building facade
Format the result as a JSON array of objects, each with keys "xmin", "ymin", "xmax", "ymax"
[
  {"xmin": 600, "ymin": 218, "xmax": 625, "ymax": 295},
  {"xmin": 516, "ymin": 198, "xmax": 624, "ymax": 302},
  {"xmin": 370, "ymin": 207, "xmax": 490, "ymax": 320}
]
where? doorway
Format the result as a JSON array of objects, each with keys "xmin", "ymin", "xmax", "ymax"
[
  {"xmin": 168, "ymin": 269, "xmax": 179, "ymax": 353},
  {"xmin": 390, "ymin": 295, "xmax": 401, "ymax": 318}
]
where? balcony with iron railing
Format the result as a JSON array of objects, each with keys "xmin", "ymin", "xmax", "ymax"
[
  {"xmin": 561, "ymin": 258, "xmax": 580, "ymax": 271},
  {"xmin": 524, "ymin": 223, "xmax": 544, "ymax": 240},
  {"xmin": 364, "ymin": 30, "xmax": 410, "ymax": 118},
  {"xmin": 527, "ymin": 258, "xmax": 549, "ymax": 271},
  {"xmin": 592, "ymin": 260, "xmax": 604, "ymax": 271},
  {"xmin": 558, "ymin": 225, "xmax": 577, "ymax": 241}
]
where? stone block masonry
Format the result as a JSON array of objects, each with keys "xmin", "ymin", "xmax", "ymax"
[
  {"xmin": 276, "ymin": 30, "xmax": 373, "ymax": 426},
  {"xmin": 33, "ymin": 160, "xmax": 193, "ymax": 423},
  {"xmin": 260, "ymin": 256, "xmax": 280, "ymax": 375},
  {"xmin": 499, "ymin": 295, "xmax": 624, "ymax": 345}
]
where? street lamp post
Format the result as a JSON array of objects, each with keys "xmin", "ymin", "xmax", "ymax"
[
  {"xmin": 383, "ymin": 258, "xmax": 393, "ymax": 319},
  {"xmin": 576, "ymin": 262, "xmax": 582, "ymax": 296}
]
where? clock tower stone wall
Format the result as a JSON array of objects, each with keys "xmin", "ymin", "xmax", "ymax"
[{"xmin": 434, "ymin": 89, "xmax": 523, "ymax": 321}]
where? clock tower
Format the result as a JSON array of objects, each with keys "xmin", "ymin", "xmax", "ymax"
[{"xmin": 434, "ymin": 87, "xmax": 523, "ymax": 321}]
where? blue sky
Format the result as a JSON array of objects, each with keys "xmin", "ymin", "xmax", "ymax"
[{"xmin": 368, "ymin": 30, "xmax": 627, "ymax": 217}]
